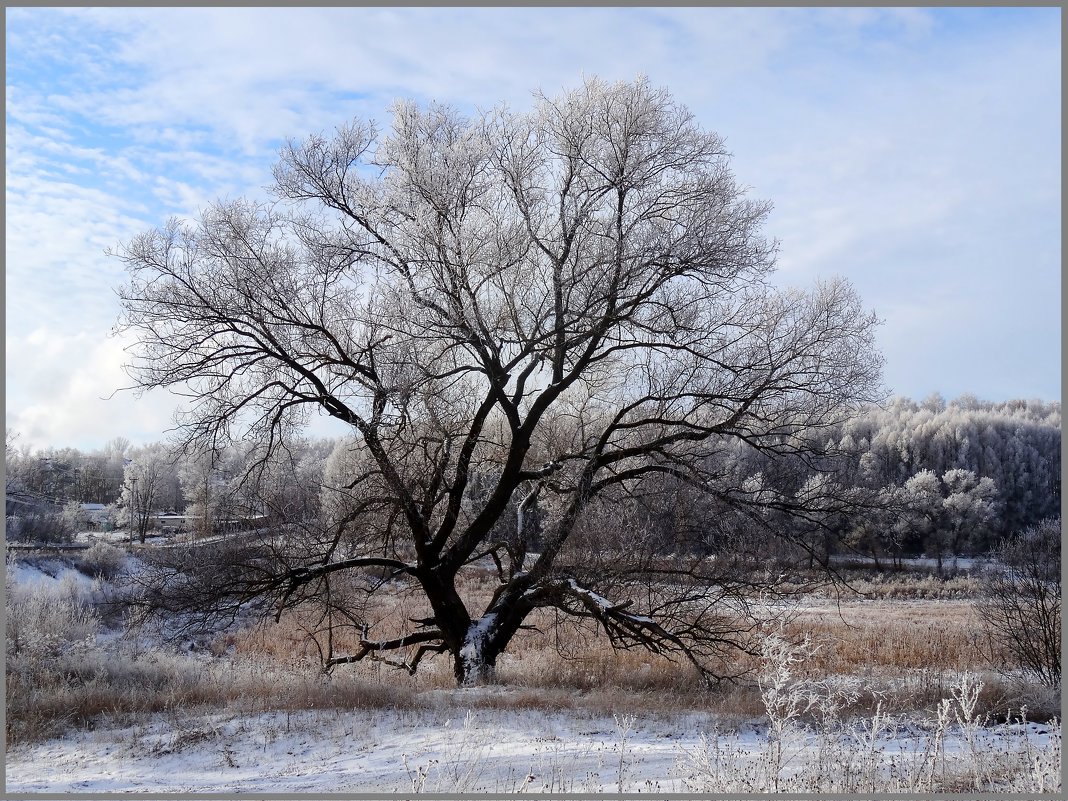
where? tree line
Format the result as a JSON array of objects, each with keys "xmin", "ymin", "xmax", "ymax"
[
  {"xmin": 703, "ymin": 393, "xmax": 1060, "ymax": 568},
  {"xmin": 6, "ymin": 390, "xmax": 1059, "ymax": 558}
]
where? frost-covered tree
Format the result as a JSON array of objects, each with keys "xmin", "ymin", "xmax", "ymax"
[
  {"xmin": 842, "ymin": 397, "xmax": 1058, "ymax": 537},
  {"xmin": 119, "ymin": 444, "xmax": 176, "ymax": 543},
  {"xmin": 260, "ymin": 437, "xmax": 333, "ymax": 524},
  {"xmin": 60, "ymin": 499, "xmax": 86, "ymax": 537},
  {"xmin": 5, "ymin": 428, "xmax": 27, "ymax": 503},
  {"xmin": 176, "ymin": 446, "xmax": 251, "ymax": 540},
  {"xmin": 116, "ymin": 78, "xmax": 882, "ymax": 685},
  {"xmin": 892, "ymin": 468, "xmax": 998, "ymax": 572},
  {"xmin": 941, "ymin": 468, "xmax": 998, "ymax": 555}
]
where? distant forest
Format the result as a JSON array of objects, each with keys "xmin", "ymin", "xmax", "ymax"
[{"xmin": 6, "ymin": 394, "xmax": 1060, "ymax": 563}]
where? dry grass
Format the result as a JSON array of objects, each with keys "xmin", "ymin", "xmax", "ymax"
[
  {"xmin": 224, "ymin": 585, "xmax": 1034, "ymax": 724},
  {"xmin": 787, "ymin": 599, "xmax": 989, "ymax": 673},
  {"xmin": 4, "ymin": 565, "xmax": 419, "ymax": 746},
  {"xmin": 819, "ymin": 570, "xmax": 983, "ymax": 600},
  {"xmin": 6, "ymin": 639, "xmax": 421, "ymax": 746},
  {"xmin": 7, "ymin": 554, "xmax": 1058, "ymax": 748}
]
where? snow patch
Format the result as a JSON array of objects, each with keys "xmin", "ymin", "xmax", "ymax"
[
  {"xmin": 566, "ymin": 579, "xmax": 613, "ymax": 609},
  {"xmin": 6, "ymin": 558, "xmax": 99, "ymax": 600}
]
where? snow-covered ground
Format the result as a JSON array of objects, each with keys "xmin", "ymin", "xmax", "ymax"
[
  {"xmin": 5, "ymin": 556, "xmax": 100, "ymax": 597},
  {"xmin": 5, "ymin": 704, "xmax": 1058, "ymax": 794},
  {"xmin": 74, "ymin": 529, "xmax": 172, "ymax": 546},
  {"xmin": 5, "ymin": 706, "xmax": 697, "ymax": 793},
  {"xmin": 73, "ymin": 529, "xmax": 125, "ymax": 544}
]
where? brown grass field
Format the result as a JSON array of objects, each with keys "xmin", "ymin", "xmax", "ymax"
[{"xmin": 5, "ymin": 559, "xmax": 1057, "ymax": 747}]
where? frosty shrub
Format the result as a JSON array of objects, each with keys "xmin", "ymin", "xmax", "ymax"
[
  {"xmin": 976, "ymin": 518, "xmax": 1061, "ymax": 687},
  {"xmin": 76, "ymin": 541, "xmax": 128, "ymax": 580},
  {"xmin": 6, "ymin": 574, "xmax": 98, "ymax": 661},
  {"xmin": 5, "ymin": 511, "xmax": 74, "ymax": 544},
  {"xmin": 6, "ymin": 563, "xmax": 103, "ymax": 742}
]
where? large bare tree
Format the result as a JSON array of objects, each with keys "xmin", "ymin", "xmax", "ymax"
[{"xmin": 116, "ymin": 78, "xmax": 882, "ymax": 685}]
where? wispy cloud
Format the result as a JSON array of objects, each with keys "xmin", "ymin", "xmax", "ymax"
[{"xmin": 5, "ymin": 6, "xmax": 1060, "ymax": 450}]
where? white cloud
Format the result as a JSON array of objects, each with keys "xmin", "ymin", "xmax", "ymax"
[
  {"xmin": 6, "ymin": 329, "xmax": 181, "ymax": 452},
  {"xmin": 18, "ymin": 8, "xmax": 806, "ymax": 150},
  {"xmin": 5, "ymin": 326, "xmax": 355, "ymax": 452}
]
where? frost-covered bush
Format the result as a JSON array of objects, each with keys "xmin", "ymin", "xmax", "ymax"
[
  {"xmin": 6, "ymin": 567, "xmax": 98, "ymax": 662},
  {"xmin": 6, "ymin": 561, "xmax": 102, "ymax": 742},
  {"xmin": 976, "ymin": 518, "xmax": 1061, "ymax": 687},
  {"xmin": 76, "ymin": 541, "xmax": 128, "ymax": 580},
  {"xmin": 5, "ymin": 511, "xmax": 74, "ymax": 543}
]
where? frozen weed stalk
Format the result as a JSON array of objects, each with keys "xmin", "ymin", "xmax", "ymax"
[
  {"xmin": 437, "ymin": 710, "xmax": 489, "ymax": 791},
  {"xmin": 756, "ymin": 630, "xmax": 821, "ymax": 790},
  {"xmin": 850, "ymin": 698, "xmax": 893, "ymax": 792},
  {"xmin": 950, "ymin": 670, "xmax": 986, "ymax": 787},
  {"xmin": 401, "ymin": 752, "xmax": 431, "ymax": 794},
  {"xmin": 1021, "ymin": 718, "xmax": 1061, "ymax": 794},
  {"xmin": 896, "ymin": 695, "xmax": 952, "ymax": 793},
  {"xmin": 614, "ymin": 713, "xmax": 636, "ymax": 791},
  {"xmin": 679, "ymin": 726, "xmax": 757, "ymax": 794}
]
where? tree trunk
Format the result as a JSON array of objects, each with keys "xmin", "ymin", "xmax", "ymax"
[
  {"xmin": 450, "ymin": 593, "xmax": 534, "ymax": 686},
  {"xmin": 453, "ymin": 612, "xmax": 502, "ymax": 686},
  {"xmin": 870, "ymin": 545, "xmax": 882, "ymax": 571},
  {"xmin": 453, "ymin": 645, "xmax": 498, "ymax": 686}
]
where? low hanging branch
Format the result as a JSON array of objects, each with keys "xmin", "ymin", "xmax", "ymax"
[{"xmin": 324, "ymin": 629, "xmax": 447, "ymax": 674}]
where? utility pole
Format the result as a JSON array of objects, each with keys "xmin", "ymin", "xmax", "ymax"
[{"xmin": 129, "ymin": 476, "xmax": 138, "ymax": 544}]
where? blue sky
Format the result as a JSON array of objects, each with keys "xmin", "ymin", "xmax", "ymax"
[{"xmin": 5, "ymin": 7, "xmax": 1061, "ymax": 451}]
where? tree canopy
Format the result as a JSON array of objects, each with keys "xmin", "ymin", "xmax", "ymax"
[{"xmin": 116, "ymin": 77, "xmax": 883, "ymax": 685}]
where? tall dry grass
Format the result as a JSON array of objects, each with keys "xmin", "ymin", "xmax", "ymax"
[
  {"xmin": 7, "ymin": 553, "xmax": 1058, "ymax": 750},
  {"xmin": 222, "ymin": 568, "xmax": 1054, "ymax": 725}
]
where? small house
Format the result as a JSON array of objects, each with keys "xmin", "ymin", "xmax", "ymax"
[{"xmin": 79, "ymin": 503, "xmax": 114, "ymax": 531}]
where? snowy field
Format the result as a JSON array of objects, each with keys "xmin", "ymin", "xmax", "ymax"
[
  {"xmin": 6, "ymin": 703, "xmax": 1059, "ymax": 794},
  {"xmin": 10, "ymin": 706, "xmax": 691, "ymax": 793}
]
